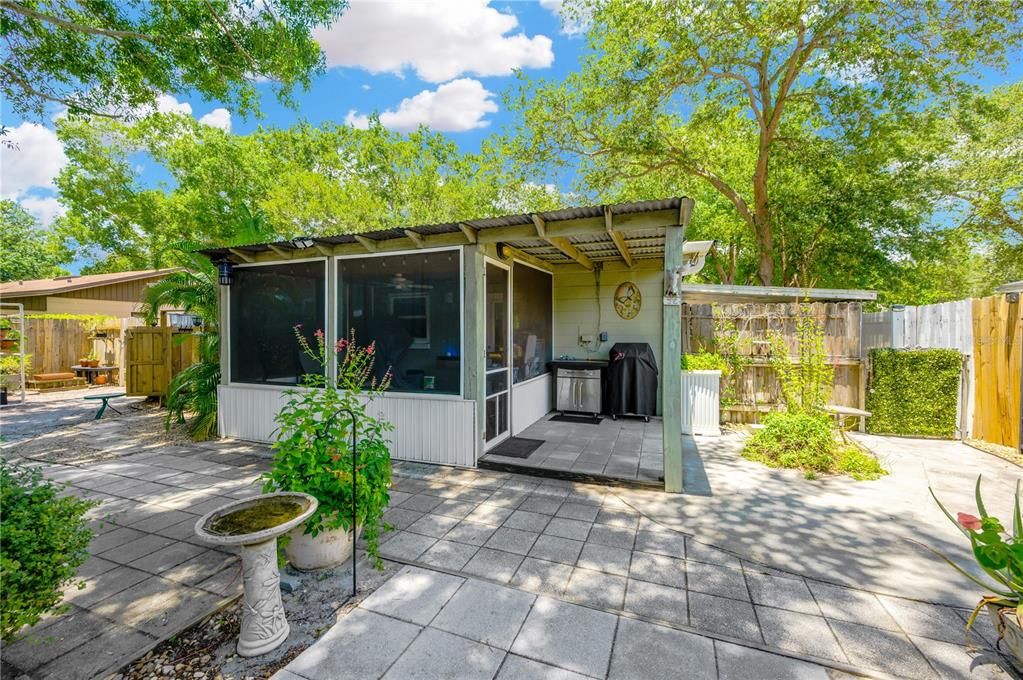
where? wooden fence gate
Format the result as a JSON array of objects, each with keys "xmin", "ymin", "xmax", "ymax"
[
  {"xmin": 125, "ymin": 327, "xmax": 199, "ymax": 397},
  {"xmin": 972, "ymin": 294, "xmax": 1022, "ymax": 449}
]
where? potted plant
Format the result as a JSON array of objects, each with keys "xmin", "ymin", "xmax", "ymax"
[
  {"xmin": 262, "ymin": 326, "xmax": 394, "ymax": 571},
  {"xmin": 0, "ymin": 325, "xmax": 18, "ymax": 351},
  {"xmin": 85, "ymin": 352, "xmax": 99, "ymax": 368},
  {"xmin": 78, "ymin": 357, "xmax": 89, "ymax": 368},
  {"xmin": 927, "ymin": 477, "xmax": 1023, "ymax": 669},
  {"xmin": 0, "ymin": 355, "xmax": 27, "ymax": 405}
]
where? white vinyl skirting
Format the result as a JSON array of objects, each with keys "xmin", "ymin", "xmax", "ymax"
[
  {"xmin": 218, "ymin": 384, "xmax": 478, "ymax": 467},
  {"xmin": 680, "ymin": 370, "xmax": 721, "ymax": 436}
]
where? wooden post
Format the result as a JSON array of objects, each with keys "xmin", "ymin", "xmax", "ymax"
[
  {"xmin": 662, "ymin": 198, "xmax": 692, "ymax": 493},
  {"xmin": 462, "ymin": 245, "xmax": 487, "ymax": 465},
  {"xmin": 218, "ymin": 284, "xmax": 230, "ymax": 386}
]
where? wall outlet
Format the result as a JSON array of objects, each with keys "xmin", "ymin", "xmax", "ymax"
[
  {"xmin": 599, "ymin": 331, "xmax": 609, "ymax": 342},
  {"xmin": 579, "ymin": 334, "xmax": 594, "ymax": 344}
]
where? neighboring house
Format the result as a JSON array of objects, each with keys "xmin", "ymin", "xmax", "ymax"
[{"xmin": 0, "ymin": 269, "xmax": 179, "ymax": 318}]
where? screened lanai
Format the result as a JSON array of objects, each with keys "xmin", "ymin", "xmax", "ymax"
[{"xmin": 204, "ymin": 197, "xmax": 700, "ymax": 492}]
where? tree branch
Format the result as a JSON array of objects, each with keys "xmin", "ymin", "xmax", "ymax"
[
  {"xmin": 0, "ymin": 0, "xmax": 159, "ymax": 41},
  {"xmin": 0, "ymin": 64, "xmax": 120, "ymax": 118}
]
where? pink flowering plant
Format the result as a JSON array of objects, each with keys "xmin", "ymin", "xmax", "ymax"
[
  {"xmin": 927, "ymin": 476, "xmax": 1023, "ymax": 635},
  {"xmin": 263, "ymin": 326, "xmax": 394, "ymax": 567}
]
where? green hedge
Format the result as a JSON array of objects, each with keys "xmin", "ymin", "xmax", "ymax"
[{"xmin": 866, "ymin": 348, "xmax": 961, "ymax": 438}]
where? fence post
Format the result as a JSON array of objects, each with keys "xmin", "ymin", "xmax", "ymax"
[{"xmin": 890, "ymin": 305, "xmax": 906, "ymax": 348}]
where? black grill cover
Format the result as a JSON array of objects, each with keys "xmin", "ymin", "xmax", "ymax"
[{"xmin": 606, "ymin": 343, "xmax": 658, "ymax": 417}]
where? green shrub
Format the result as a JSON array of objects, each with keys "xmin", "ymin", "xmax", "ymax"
[
  {"xmin": 681, "ymin": 350, "xmax": 729, "ymax": 373},
  {"xmin": 0, "ymin": 462, "xmax": 97, "ymax": 641},
  {"xmin": 743, "ymin": 412, "xmax": 837, "ymax": 475},
  {"xmin": 866, "ymin": 348, "xmax": 961, "ymax": 438},
  {"xmin": 743, "ymin": 411, "xmax": 888, "ymax": 480},
  {"xmin": 835, "ymin": 445, "xmax": 889, "ymax": 481}
]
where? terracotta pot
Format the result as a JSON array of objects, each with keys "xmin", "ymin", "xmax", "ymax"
[
  {"xmin": 95, "ymin": 374, "xmax": 108, "ymax": 385},
  {"xmin": 285, "ymin": 520, "xmax": 362, "ymax": 571},
  {"xmin": 986, "ymin": 603, "xmax": 1023, "ymax": 671},
  {"xmin": 0, "ymin": 329, "xmax": 7, "ymax": 339},
  {"xmin": 88, "ymin": 360, "xmax": 100, "ymax": 368},
  {"xmin": 1, "ymin": 339, "xmax": 16, "ymax": 350}
]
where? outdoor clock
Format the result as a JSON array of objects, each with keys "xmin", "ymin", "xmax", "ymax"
[{"xmin": 614, "ymin": 281, "xmax": 642, "ymax": 320}]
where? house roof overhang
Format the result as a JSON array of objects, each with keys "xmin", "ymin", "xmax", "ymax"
[
  {"xmin": 200, "ymin": 197, "xmax": 695, "ymax": 268},
  {"xmin": 0, "ymin": 268, "xmax": 180, "ymax": 298}
]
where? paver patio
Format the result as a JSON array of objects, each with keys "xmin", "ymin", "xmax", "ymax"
[
  {"xmin": 273, "ymin": 564, "xmax": 837, "ymax": 680},
  {"xmin": 1, "ymin": 412, "xmax": 268, "ymax": 679},
  {"xmin": 2, "ymin": 401, "xmax": 1020, "ymax": 679}
]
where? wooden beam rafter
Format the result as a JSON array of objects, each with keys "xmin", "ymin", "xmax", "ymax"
[
  {"xmin": 459, "ymin": 223, "xmax": 478, "ymax": 244},
  {"xmin": 266, "ymin": 244, "xmax": 291, "ymax": 259},
  {"xmin": 227, "ymin": 248, "xmax": 255, "ymax": 263},
  {"xmin": 353, "ymin": 235, "xmax": 378, "ymax": 252},
  {"xmin": 530, "ymin": 214, "xmax": 547, "ymax": 238},
  {"xmin": 604, "ymin": 206, "xmax": 633, "ymax": 268},
  {"xmin": 501, "ymin": 245, "xmax": 554, "ymax": 273},
  {"xmin": 547, "ymin": 237, "xmax": 594, "ymax": 270},
  {"xmin": 312, "ymin": 242, "xmax": 333, "ymax": 257},
  {"xmin": 404, "ymin": 229, "xmax": 424, "ymax": 248}
]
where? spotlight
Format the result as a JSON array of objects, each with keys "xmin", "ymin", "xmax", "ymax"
[{"xmin": 290, "ymin": 237, "xmax": 315, "ymax": 250}]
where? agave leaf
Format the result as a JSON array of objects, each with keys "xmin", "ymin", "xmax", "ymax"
[
  {"xmin": 976, "ymin": 475, "xmax": 989, "ymax": 518},
  {"xmin": 930, "ymin": 487, "xmax": 972, "ymax": 538},
  {"xmin": 1015, "ymin": 480, "xmax": 1022, "ymax": 541},
  {"xmin": 910, "ymin": 539, "xmax": 1015, "ymax": 599}
]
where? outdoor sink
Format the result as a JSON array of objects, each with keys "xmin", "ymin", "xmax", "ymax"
[{"xmin": 194, "ymin": 492, "xmax": 317, "ymax": 657}]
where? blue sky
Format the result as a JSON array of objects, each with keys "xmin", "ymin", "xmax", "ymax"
[{"xmin": 1, "ymin": 0, "xmax": 1020, "ymax": 269}]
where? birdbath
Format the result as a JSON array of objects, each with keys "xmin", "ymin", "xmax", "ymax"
[{"xmin": 194, "ymin": 492, "xmax": 317, "ymax": 657}]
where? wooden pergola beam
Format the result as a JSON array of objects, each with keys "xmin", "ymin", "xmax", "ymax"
[
  {"xmin": 604, "ymin": 206, "xmax": 633, "ymax": 268},
  {"xmin": 266, "ymin": 244, "xmax": 291, "ymax": 259},
  {"xmin": 459, "ymin": 223, "xmax": 478, "ymax": 244},
  {"xmin": 547, "ymin": 237, "xmax": 594, "ymax": 270},
  {"xmin": 530, "ymin": 214, "xmax": 547, "ymax": 238},
  {"xmin": 228, "ymin": 248, "xmax": 255, "ymax": 263},
  {"xmin": 501, "ymin": 245, "xmax": 554, "ymax": 273},
  {"xmin": 404, "ymin": 229, "xmax": 424, "ymax": 248},
  {"xmin": 353, "ymin": 235, "xmax": 378, "ymax": 252},
  {"xmin": 312, "ymin": 241, "xmax": 333, "ymax": 257}
]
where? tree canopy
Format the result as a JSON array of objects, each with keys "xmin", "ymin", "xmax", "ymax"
[
  {"xmin": 0, "ymin": 200, "xmax": 68, "ymax": 282},
  {"xmin": 0, "ymin": 0, "xmax": 346, "ymax": 120},
  {"xmin": 53, "ymin": 114, "xmax": 560, "ymax": 271},
  {"xmin": 506, "ymin": 0, "xmax": 1023, "ymax": 292}
]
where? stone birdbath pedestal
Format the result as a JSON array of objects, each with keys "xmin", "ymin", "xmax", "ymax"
[{"xmin": 194, "ymin": 492, "xmax": 318, "ymax": 657}]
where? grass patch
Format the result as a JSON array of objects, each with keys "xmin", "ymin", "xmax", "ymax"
[{"xmin": 742, "ymin": 411, "xmax": 888, "ymax": 480}]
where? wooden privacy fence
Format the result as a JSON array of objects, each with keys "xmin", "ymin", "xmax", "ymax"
[
  {"xmin": 124, "ymin": 327, "xmax": 200, "ymax": 397},
  {"xmin": 22, "ymin": 317, "xmax": 137, "ymax": 379},
  {"xmin": 972, "ymin": 295, "xmax": 1021, "ymax": 449},
  {"xmin": 862, "ymin": 294, "xmax": 1022, "ymax": 449},
  {"xmin": 681, "ymin": 302, "xmax": 865, "ymax": 424}
]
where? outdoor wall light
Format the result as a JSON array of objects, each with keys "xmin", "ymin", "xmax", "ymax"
[
  {"xmin": 290, "ymin": 237, "xmax": 315, "ymax": 250},
  {"xmin": 218, "ymin": 261, "xmax": 233, "ymax": 286}
]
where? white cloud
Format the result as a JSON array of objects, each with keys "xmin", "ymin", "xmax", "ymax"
[
  {"xmin": 314, "ymin": 0, "xmax": 553, "ymax": 83},
  {"xmin": 345, "ymin": 79, "xmax": 498, "ymax": 132},
  {"xmin": 539, "ymin": 0, "xmax": 588, "ymax": 36},
  {"xmin": 0, "ymin": 122, "xmax": 68, "ymax": 199},
  {"xmin": 19, "ymin": 195, "xmax": 66, "ymax": 226},
  {"xmin": 198, "ymin": 108, "xmax": 232, "ymax": 131}
]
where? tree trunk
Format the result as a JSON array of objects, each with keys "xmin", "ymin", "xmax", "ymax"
[{"xmin": 752, "ymin": 140, "xmax": 774, "ymax": 286}]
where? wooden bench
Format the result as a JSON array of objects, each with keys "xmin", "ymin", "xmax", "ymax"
[
  {"xmin": 26, "ymin": 376, "xmax": 88, "ymax": 392},
  {"xmin": 824, "ymin": 404, "xmax": 871, "ymax": 440},
  {"xmin": 84, "ymin": 392, "xmax": 127, "ymax": 419}
]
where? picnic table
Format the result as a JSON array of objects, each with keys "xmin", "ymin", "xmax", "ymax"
[
  {"xmin": 84, "ymin": 392, "xmax": 127, "ymax": 419},
  {"xmin": 72, "ymin": 364, "xmax": 118, "ymax": 385}
]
